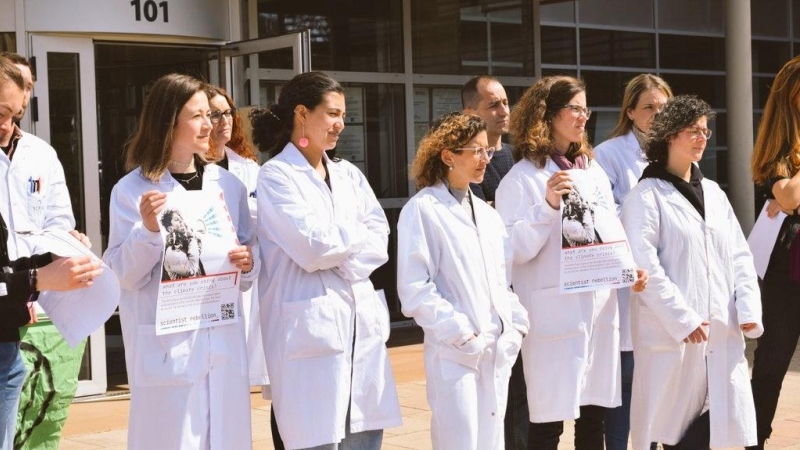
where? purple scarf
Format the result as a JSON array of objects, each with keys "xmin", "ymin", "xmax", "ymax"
[{"xmin": 551, "ymin": 152, "xmax": 587, "ymax": 171}]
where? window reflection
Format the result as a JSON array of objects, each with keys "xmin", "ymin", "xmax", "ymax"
[
  {"xmin": 256, "ymin": 0, "xmax": 403, "ymax": 73},
  {"xmin": 411, "ymin": 0, "xmax": 535, "ymax": 76}
]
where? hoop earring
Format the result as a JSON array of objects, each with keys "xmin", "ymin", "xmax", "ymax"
[{"xmin": 298, "ymin": 119, "xmax": 309, "ymax": 148}]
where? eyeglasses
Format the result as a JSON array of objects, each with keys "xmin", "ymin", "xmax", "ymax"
[
  {"xmin": 562, "ymin": 104, "xmax": 592, "ymax": 120},
  {"xmin": 454, "ymin": 146, "xmax": 496, "ymax": 160},
  {"xmin": 209, "ymin": 108, "xmax": 236, "ymax": 124},
  {"xmin": 685, "ymin": 127, "xmax": 712, "ymax": 140}
]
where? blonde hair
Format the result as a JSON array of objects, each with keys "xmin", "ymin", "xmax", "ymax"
[
  {"xmin": 752, "ymin": 55, "xmax": 800, "ymax": 185},
  {"xmin": 509, "ymin": 76, "xmax": 593, "ymax": 167},
  {"xmin": 410, "ymin": 113, "xmax": 486, "ymax": 189},
  {"xmin": 609, "ymin": 74, "xmax": 673, "ymax": 138}
]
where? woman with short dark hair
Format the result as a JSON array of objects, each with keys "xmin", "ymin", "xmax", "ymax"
[{"xmin": 622, "ymin": 95, "xmax": 761, "ymax": 449}]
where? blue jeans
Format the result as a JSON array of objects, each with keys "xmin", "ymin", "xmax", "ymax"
[
  {"xmin": 0, "ymin": 342, "xmax": 25, "ymax": 450},
  {"xmin": 605, "ymin": 351, "xmax": 634, "ymax": 450}
]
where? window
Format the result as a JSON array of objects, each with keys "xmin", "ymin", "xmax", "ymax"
[
  {"xmin": 541, "ymin": 26, "xmax": 577, "ymax": 65},
  {"xmin": 752, "ymin": 0, "xmax": 789, "ymax": 38},
  {"xmin": 579, "ymin": 0, "xmax": 654, "ymax": 29},
  {"xmin": 411, "ymin": 0, "xmax": 535, "ymax": 76},
  {"xmin": 256, "ymin": 0, "xmax": 403, "ymax": 73},
  {"xmin": 660, "ymin": 35, "xmax": 726, "ymax": 71},
  {"xmin": 658, "ymin": 0, "xmax": 724, "ymax": 34},
  {"xmin": 580, "ymin": 29, "xmax": 656, "ymax": 68}
]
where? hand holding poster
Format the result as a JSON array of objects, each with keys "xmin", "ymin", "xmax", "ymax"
[
  {"xmin": 560, "ymin": 170, "xmax": 637, "ymax": 293},
  {"xmin": 156, "ymin": 190, "xmax": 241, "ymax": 335}
]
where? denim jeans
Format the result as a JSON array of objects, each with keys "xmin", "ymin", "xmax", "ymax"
[
  {"xmin": 605, "ymin": 351, "xmax": 634, "ymax": 450},
  {"xmin": 0, "ymin": 342, "xmax": 25, "ymax": 450}
]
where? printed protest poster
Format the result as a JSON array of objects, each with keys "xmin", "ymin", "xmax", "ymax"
[
  {"xmin": 156, "ymin": 190, "xmax": 241, "ymax": 335},
  {"xmin": 560, "ymin": 170, "xmax": 637, "ymax": 293}
]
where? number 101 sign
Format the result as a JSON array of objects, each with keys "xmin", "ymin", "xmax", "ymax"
[{"xmin": 131, "ymin": 0, "xmax": 169, "ymax": 23}]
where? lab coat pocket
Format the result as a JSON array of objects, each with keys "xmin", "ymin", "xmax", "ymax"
[
  {"xmin": 528, "ymin": 287, "xmax": 584, "ymax": 340},
  {"xmin": 634, "ymin": 305, "xmax": 678, "ymax": 352},
  {"xmin": 134, "ymin": 325, "xmax": 204, "ymax": 387},
  {"xmin": 438, "ymin": 334, "xmax": 486, "ymax": 381},
  {"xmin": 282, "ymin": 295, "xmax": 347, "ymax": 360}
]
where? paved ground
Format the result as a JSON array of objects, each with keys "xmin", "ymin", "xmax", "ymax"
[{"xmin": 59, "ymin": 340, "xmax": 800, "ymax": 449}]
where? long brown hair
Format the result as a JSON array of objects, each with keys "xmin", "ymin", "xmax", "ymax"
[
  {"xmin": 125, "ymin": 74, "xmax": 207, "ymax": 181},
  {"xmin": 204, "ymin": 85, "xmax": 257, "ymax": 162},
  {"xmin": 752, "ymin": 55, "xmax": 800, "ymax": 185},
  {"xmin": 609, "ymin": 74, "xmax": 673, "ymax": 138},
  {"xmin": 509, "ymin": 76, "xmax": 593, "ymax": 167}
]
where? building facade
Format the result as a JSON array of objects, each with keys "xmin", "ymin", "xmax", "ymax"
[{"xmin": 0, "ymin": 0, "xmax": 793, "ymax": 395}]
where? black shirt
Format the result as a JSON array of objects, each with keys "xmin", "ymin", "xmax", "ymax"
[
  {"xmin": 470, "ymin": 142, "xmax": 514, "ymax": 203},
  {"xmin": 0, "ymin": 213, "xmax": 52, "ymax": 342}
]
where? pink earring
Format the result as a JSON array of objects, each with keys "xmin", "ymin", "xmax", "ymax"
[{"xmin": 298, "ymin": 119, "xmax": 309, "ymax": 148}]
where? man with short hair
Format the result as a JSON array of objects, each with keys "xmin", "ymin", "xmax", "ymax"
[
  {"xmin": 462, "ymin": 75, "xmax": 514, "ymax": 206},
  {"xmin": 462, "ymin": 76, "xmax": 528, "ymax": 449},
  {"xmin": 0, "ymin": 53, "xmax": 77, "ymax": 255},
  {"xmin": 0, "ymin": 55, "xmax": 28, "ymax": 450},
  {"xmin": 0, "ymin": 53, "xmax": 86, "ymax": 450}
]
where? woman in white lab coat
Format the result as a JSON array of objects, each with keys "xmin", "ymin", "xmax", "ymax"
[
  {"xmin": 103, "ymin": 74, "xmax": 258, "ymax": 450},
  {"xmin": 251, "ymin": 71, "xmax": 401, "ymax": 450},
  {"xmin": 593, "ymin": 74, "xmax": 672, "ymax": 450},
  {"xmin": 621, "ymin": 95, "xmax": 762, "ymax": 450},
  {"xmin": 397, "ymin": 112, "xmax": 529, "ymax": 450},
  {"xmin": 205, "ymin": 85, "xmax": 270, "ymax": 389},
  {"xmin": 495, "ymin": 75, "xmax": 646, "ymax": 450}
]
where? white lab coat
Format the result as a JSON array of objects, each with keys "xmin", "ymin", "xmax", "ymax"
[
  {"xmin": 594, "ymin": 131, "xmax": 648, "ymax": 351},
  {"xmin": 495, "ymin": 157, "xmax": 621, "ymax": 423},
  {"xmin": 621, "ymin": 176, "xmax": 762, "ymax": 449},
  {"xmin": 0, "ymin": 130, "xmax": 74, "ymax": 258},
  {"xmin": 257, "ymin": 143, "xmax": 401, "ymax": 450},
  {"xmin": 103, "ymin": 164, "xmax": 258, "ymax": 450},
  {"xmin": 224, "ymin": 148, "xmax": 269, "ymax": 386},
  {"xmin": 397, "ymin": 183, "xmax": 529, "ymax": 450}
]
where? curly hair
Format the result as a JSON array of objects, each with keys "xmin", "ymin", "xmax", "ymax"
[
  {"xmin": 644, "ymin": 95, "xmax": 716, "ymax": 164},
  {"xmin": 205, "ymin": 85, "xmax": 257, "ymax": 162},
  {"xmin": 752, "ymin": 55, "xmax": 800, "ymax": 184},
  {"xmin": 410, "ymin": 112, "xmax": 486, "ymax": 189},
  {"xmin": 509, "ymin": 76, "xmax": 593, "ymax": 167}
]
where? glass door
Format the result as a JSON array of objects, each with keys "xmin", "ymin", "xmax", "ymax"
[
  {"xmin": 29, "ymin": 35, "xmax": 106, "ymax": 397},
  {"xmin": 215, "ymin": 31, "xmax": 311, "ymax": 151}
]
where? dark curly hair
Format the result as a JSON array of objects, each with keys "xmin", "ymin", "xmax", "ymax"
[
  {"xmin": 509, "ymin": 76, "xmax": 593, "ymax": 166},
  {"xmin": 249, "ymin": 72, "xmax": 344, "ymax": 157},
  {"xmin": 410, "ymin": 112, "xmax": 487, "ymax": 189},
  {"xmin": 644, "ymin": 95, "xmax": 716, "ymax": 164}
]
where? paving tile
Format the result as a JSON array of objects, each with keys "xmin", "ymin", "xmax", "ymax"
[{"xmin": 57, "ymin": 339, "xmax": 800, "ymax": 449}]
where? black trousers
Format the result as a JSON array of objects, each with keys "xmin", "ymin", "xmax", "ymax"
[
  {"xmin": 271, "ymin": 405, "xmax": 286, "ymax": 450},
  {"xmin": 528, "ymin": 404, "xmax": 606, "ymax": 450},
  {"xmin": 662, "ymin": 411, "xmax": 710, "ymax": 450},
  {"xmin": 750, "ymin": 274, "xmax": 800, "ymax": 447},
  {"xmin": 504, "ymin": 353, "xmax": 529, "ymax": 449}
]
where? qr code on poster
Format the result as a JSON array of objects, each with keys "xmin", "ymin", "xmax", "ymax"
[
  {"xmin": 221, "ymin": 303, "xmax": 235, "ymax": 320},
  {"xmin": 621, "ymin": 268, "xmax": 635, "ymax": 283}
]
